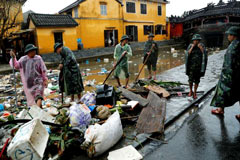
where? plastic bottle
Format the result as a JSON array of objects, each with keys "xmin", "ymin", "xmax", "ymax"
[{"xmin": 0, "ymin": 104, "xmax": 5, "ymax": 112}]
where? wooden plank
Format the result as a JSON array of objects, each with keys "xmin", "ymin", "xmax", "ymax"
[
  {"xmin": 119, "ymin": 87, "xmax": 149, "ymax": 107},
  {"xmin": 145, "ymin": 85, "xmax": 170, "ymax": 98},
  {"xmin": 136, "ymin": 91, "xmax": 166, "ymax": 134}
]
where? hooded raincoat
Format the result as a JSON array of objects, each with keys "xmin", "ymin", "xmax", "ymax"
[
  {"xmin": 10, "ymin": 55, "xmax": 48, "ymax": 106},
  {"xmin": 60, "ymin": 46, "xmax": 84, "ymax": 96},
  {"xmin": 185, "ymin": 43, "xmax": 208, "ymax": 84},
  {"xmin": 211, "ymin": 39, "xmax": 240, "ymax": 107},
  {"xmin": 114, "ymin": 43, "xmax": 132, "ymax": 78}
]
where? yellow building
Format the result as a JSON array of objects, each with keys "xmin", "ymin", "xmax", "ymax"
[
  {"xmin": 121, "ymin": 0, "xmax": 170, "ymax": 42},
  {"xmin": 59, "ymin": 0, "xmax": 170, "ymax": 49},
  {"xmin": 27, "ymin": 13, "xmax": 78, "ymax": 54},
  {"xmin": 59, "ymin": 0, "xmax": 124, "ymax": 49}
]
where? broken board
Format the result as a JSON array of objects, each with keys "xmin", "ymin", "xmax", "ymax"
[
  {"xmin": 136, "ymin": 91, "xmax": 166, "ymax": 134},
  {"xmin": 119, "ymin": 87, "xmax": 149, "ymax": 107},
  {"xmin": 144, "ymin": 85, "xmax": 170, "ymax": 98}
]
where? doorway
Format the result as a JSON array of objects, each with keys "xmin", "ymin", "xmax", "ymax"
[{"xmin": 104, "ymin": 30, "xmax": 118, "ymax": 47}]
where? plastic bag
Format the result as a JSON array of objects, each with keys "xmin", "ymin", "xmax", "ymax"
[
  {"xmin": 80, "ymin": 91, "xmax": 96, "ymax": 106},
  {"xmin": 82, "ymin": 111, "xmax": 123, "ymax": 157},
  {"xmin": 69, "ymin": 104, "xmax": 91, "ymax": 130}
]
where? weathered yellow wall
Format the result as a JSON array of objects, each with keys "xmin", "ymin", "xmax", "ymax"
[
  {"xmin": 122, "ymin": 0, "xmax": 169, "ymax": 42},
  {"xmin": 71, "ymin": 0, "xmax": 124, "ymax": 48},
  {"xmin": 35, "ymin": 27, "xmax": 78, "ymax": 54},
  {"xmin": 76, "ymin": 19, "xmax": 124, "ymax": 49},
  {"xmin": 29, "ymin": 20, "xmax": 77, "ymax": 54}
]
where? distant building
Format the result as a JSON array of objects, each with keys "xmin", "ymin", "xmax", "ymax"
[
  {"xmin": 170, "ymin": 0, "xmax": 240, "ymax": 47},
  {"xmin": 169, "ymin": 16, "xmax": 183, "ymax": 39}
]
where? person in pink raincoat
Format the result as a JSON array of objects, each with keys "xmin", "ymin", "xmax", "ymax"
[{"xmin": 10, "ymin": 44, "xmax": 48, "ymax": 108}]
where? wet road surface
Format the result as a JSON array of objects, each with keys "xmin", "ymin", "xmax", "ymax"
[{"xmin": 145, "ymin": 96, "xmax": 240, "ymax": 160}]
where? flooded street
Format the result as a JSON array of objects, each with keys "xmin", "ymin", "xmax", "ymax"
[{"xmin": 78, "ymin": 49, "xmax": 185, "ymax": 90}]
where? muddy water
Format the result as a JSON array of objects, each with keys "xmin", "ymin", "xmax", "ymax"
[{"xmin": 78, "ymin": 49, "xmax": 185, "ymax": 89}]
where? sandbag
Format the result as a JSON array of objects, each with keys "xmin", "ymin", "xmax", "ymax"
[
  {"xmin": 82, "ymin": 111, "xmax": 123, "ymax": 157},
  {"xmin": 96, "ymin": 105, "xmax": 111, "ymax": 120}
]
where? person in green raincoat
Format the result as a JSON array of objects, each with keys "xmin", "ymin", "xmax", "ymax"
[
  {"xmin": 54, "ymin": 43, "xmax": 84, "ymax": 102},
  {"xmin": 114, "ymin": 35, "xmax": 132, "ymax": 88},
  {"xmin": 185, "ymin": 34, "xmax": 208, "ymax": 99},
  {"xmin": 144, "ymin": 33, "xmax": 158, "ymax": 80},
  {"xmin": 211, "ymin": 26, "xmax": 240, "ymax": 122}
]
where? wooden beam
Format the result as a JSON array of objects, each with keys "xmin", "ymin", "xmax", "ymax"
[
  {"xmin": 119, "ymin": 87, "xmax": 149, "ymax": 107},
  {"xmin": 136, "ymin": 91, "xmax": 166, "ymax": 134}
]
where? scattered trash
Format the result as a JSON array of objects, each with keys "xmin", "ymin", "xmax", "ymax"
[
  {"xmin": 173, "ymin": 52, "xmax": 178, "ymax": 58},
  {"xmin": 80, "ymin": 91, "xmax": 96, "ymax": 106},
  {"xmin": 7, "ymin": 119, "xmax": 49, "ymax": 160},
  {"xmin": 25, "ymin": 105, "xmax": 56, "ymax": 123},
  {"xmin": 69, "ymin": 103, "xmax": 91, "ymax": 130},
  {"xmin": 104, "ymin": 58, "xmax": 109, "ymax": 63},
  {"xmin": 108, "ymin": 145, "xmax": 143, "ymax": 160},
  {"xmin": 96, "ymin": 105, "xmax": 111, "ymax": 120}
]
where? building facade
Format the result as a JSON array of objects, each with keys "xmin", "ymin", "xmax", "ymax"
[
  {"xmin": 28, "ymin": 13, "xmax": 78, "ymax": 54},
  {"xmin": 59, "ymin": 0, "xmax": 170, "ymax": 49}
]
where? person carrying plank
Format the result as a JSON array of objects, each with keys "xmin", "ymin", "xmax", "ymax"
[
  {"xmin": 9, "ymin": 44, "xmax": 48, "ymax": 108},
  {"xmin": 144, "ymin": 33, "xmax": 158, "ymax": 80},
  {"xmin": 54, "ymin": 43, "xmax": 84, "ymax": 102},
  {"xmin": 211, "ymin": 26, "xmax": 240, "ymax": 123},
  {"xmin": 185, "ymin": 34, "xmax": 208, "ymax": 99},
  {"xmin": 114, "ymin": 35, "xmax": 132, "ymax": 88}
]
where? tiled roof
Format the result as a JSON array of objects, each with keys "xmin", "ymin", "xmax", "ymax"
[
  {"xmin": 29, "ymin": 13, "xmax": 78, "ymax": 27},
  {"xmin": 59, "ymin": 0, "xmax": 123, "ymax": 14},
  {"xmin": 59, "ymin": 0, "xmax": 85, "ymax": 14}
]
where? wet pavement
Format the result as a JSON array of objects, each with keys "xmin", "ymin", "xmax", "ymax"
[
  {"xmin": 143, "ymin": 49, "xmax": 240, "ymax": 160},
  {"xmin": 145, "ymin": 96, "xmax": 240, "ymax": 160}
]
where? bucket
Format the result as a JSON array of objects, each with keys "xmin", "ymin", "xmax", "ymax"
[{"xmin": 7, "ymin": 119, "xmax": 49, "ymax": 160}]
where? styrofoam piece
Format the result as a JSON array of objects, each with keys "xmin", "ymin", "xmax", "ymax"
[
  {"xmin": 104, "ymin": 58, "xmax": 109, "ymax": 63},
  {"xmin": 173, "ymin": 53, "xmax": 178, "ymax": 58},
  {"xmin": 107, "ymin": 145, "xmax": 143, "ymax": 160},
  {"xmin": 25, "ymin": 105, "xmax": 55, "ymax": 123},
  {"xmin": 7, "ymin": 119, "xmax": 49, "ymax": 160},
  {"xmin": 16, "ymin": 109, "xmax": 28, "ymax": 119}
]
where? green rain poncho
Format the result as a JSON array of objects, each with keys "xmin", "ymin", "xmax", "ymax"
[
  {"xmin": 114, "ymin": 43, "xmax": 132, "ymax": 78},
  {"xmin": 185, "ymin": 43, "xmax": 208, "ymax": 84},
  {"xmin": 60, "ymin": 47, "xmax": 84, "ymax": 95},
  {"xmin": 211, "ymin": 39, "xmax": 240, "ymax": 107},
  {"xmin": 144, "ymin": 40, "xmax": 158, "ymax": 64}
]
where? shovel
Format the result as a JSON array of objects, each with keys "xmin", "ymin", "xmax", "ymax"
[
  {"xmin": 103, "ymin": 51, "xmax": 127, "ymax": 84},
  {"xmin": 59, "ymin": 68, "xmax": 64, "ymax": 105},
  {"xmin": 134, "ymin": 45, "xmax": 155, "ymax": 84},
  {"xmin": 10, "ymin": 50, "xmax": 18, "ymax": 108}
]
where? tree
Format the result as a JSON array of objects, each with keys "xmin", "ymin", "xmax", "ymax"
[{"xmin": 0, "ymin": 0, "xmax": 24, "ymax": 61}]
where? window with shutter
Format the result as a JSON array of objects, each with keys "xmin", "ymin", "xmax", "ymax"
[
  {"xmin": 126, "ymin": 2, "xmax": 136, "ymax": 13},
  {"xmin": 141, "ymin": 3, "xmax": 147, "ymax": 14}
]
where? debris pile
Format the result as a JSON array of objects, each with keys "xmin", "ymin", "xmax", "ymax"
[{"xmin": 0, "ymin": 69, "xmax": 192, "ymax": 159}]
